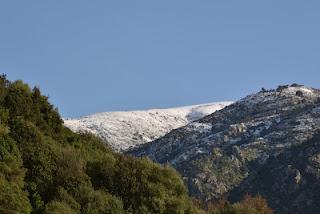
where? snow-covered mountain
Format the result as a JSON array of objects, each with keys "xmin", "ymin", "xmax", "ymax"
[{"xmin": 63, "ymin": 102, "xmax": 232, "ymax": 152}]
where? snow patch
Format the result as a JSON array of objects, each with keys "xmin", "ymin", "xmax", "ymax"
[{"xmin": 188, "ymin": 122, "xmax": 213, "ymax": 133}]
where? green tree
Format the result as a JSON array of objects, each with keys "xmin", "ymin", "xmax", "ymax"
[
  {"xmin": 44, "ymin": 201, "xmax": 77, "ymax": 214},
  {"xmin": 4, "ymin": 80, "xmax": 33, "ymax": 119}
]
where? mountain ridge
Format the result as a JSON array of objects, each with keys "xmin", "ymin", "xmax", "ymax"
[
  {"xmin": 129, "ymin": 84, "xmax": 320, "ymax": 213},
  {"xmin": 64, "ymin": 101, "xmax": 232, "ymax": 152}
]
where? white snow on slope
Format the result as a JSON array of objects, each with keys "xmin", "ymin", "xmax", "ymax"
[{"xmin": 64, "ymin": 102, "xmax": 232, "ymax": 152}]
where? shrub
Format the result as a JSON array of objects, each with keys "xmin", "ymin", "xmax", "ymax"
[
  {"xmin": 203, "ymin": 194, "xmax": 273, "ymax": 214},
  {"xmin": 291, "ymin": 83, "xmax": 302, "ymax": 87},
  {"xmin": 44, "ymin": 201, "xmax": 77, "ymax": 214},
  {"xmin": 296, "ymin": 90, "xmax": 303, "ymax": 97},
  {"xmin": 0, "ymin": 176, "xmax": 32, "ymax": 214},
  {"xmin": 276, "ymin": 85, "xmax": 289, "ymax": 92}
]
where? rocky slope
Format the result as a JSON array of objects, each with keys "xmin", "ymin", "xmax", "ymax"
[
  {"xmin": 129, "ymin": 84, "xmax": 320, "ymax": 213},
  {"xmin": 230, "ymin": 132, "xmax": 320, "ymax": 213},
  {"xmin": 64, "ymin": 102, "xmax": 232, "ymax": 152}
]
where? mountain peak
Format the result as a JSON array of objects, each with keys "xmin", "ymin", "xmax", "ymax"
[
  {"xmin": 240, "ymin": 84, "xmax": 318, "ymax": 106},
  {"xmin": 128, "ymin": 85, "xmax": 320, "ymax": 213}
]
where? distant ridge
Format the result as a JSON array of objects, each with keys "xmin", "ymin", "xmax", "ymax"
[{"xmin": 64, "ymin": 102, "xmax": 232, "ymax": 152}]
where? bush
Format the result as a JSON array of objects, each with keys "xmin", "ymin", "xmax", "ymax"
[
  {"xmin": 261, "ymin": 88, "xmax": 267, "ymax": 93},
  {"xmin": 203, "ymin": 194, "xmax": 273, "ymax": 214},
  {"xmin": 44, "ymin": 201, "xmax": 77, "ymax": 214},
  {"xmin": 233, "ymin": 194, "xmax": 273, "ymax": 214},
  {"xmin": 296, "ymin": 90, "xmax": 303, "ymax": 97},
  {"xmin": 291, "ymin": 83, "xmax": 302, "ymax": 87},
  {"xmin": 4, "ymin": 80, "xmax": 33, "ymax": 119},
  {"xmin": 0, "ymin": 134, "xmax": 25, "ymax": 186},
  {"xmin": 0, "ymin": 176, "xmax": 32, "ymax": 214},
  {"xmin": 276, "ymin": 85, "xmax": 289, "ymax": 92},
  {"xmin": 81, "ymin": 189, "xmax": 124, "ymax": 214}
]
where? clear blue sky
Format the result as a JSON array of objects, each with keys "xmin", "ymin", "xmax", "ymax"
[{"xmin": 1, "ymin": 1, "xmax": 319, "ymax": 117}]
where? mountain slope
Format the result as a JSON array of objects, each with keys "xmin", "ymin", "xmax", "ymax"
[
  {"xmin": 64, "ymin": 102, "xmax": 232, "ymax": 152},
  {"xmin": 129, "ymin": 84, "xmax": 320, "ymax": 213}
]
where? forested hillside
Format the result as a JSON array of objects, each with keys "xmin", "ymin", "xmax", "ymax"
[{"xmin": 0, "ymin": 74, "xmax": 271, "ymax": 214}]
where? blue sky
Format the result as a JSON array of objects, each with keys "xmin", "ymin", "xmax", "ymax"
[{"xmin": 1, "ymin": 1, "xmax": 319, "ymax": 117}]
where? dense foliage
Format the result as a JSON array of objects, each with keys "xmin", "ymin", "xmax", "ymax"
[
  {"xmin": 0, "ymin": 74, "xmax": 272, "ymax": 213},
  {"xmin": 193, "ymin": 195, "xmax": 273, "ymax": 214}
]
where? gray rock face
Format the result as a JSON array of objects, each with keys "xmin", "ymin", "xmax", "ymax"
[
  {"xmin": 128, "ymin": 85, "xmax": 320, "ymax": 213},
  {"xmin": 230, "ymin": 133, "xmax": 320, "ymax": 213}
]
